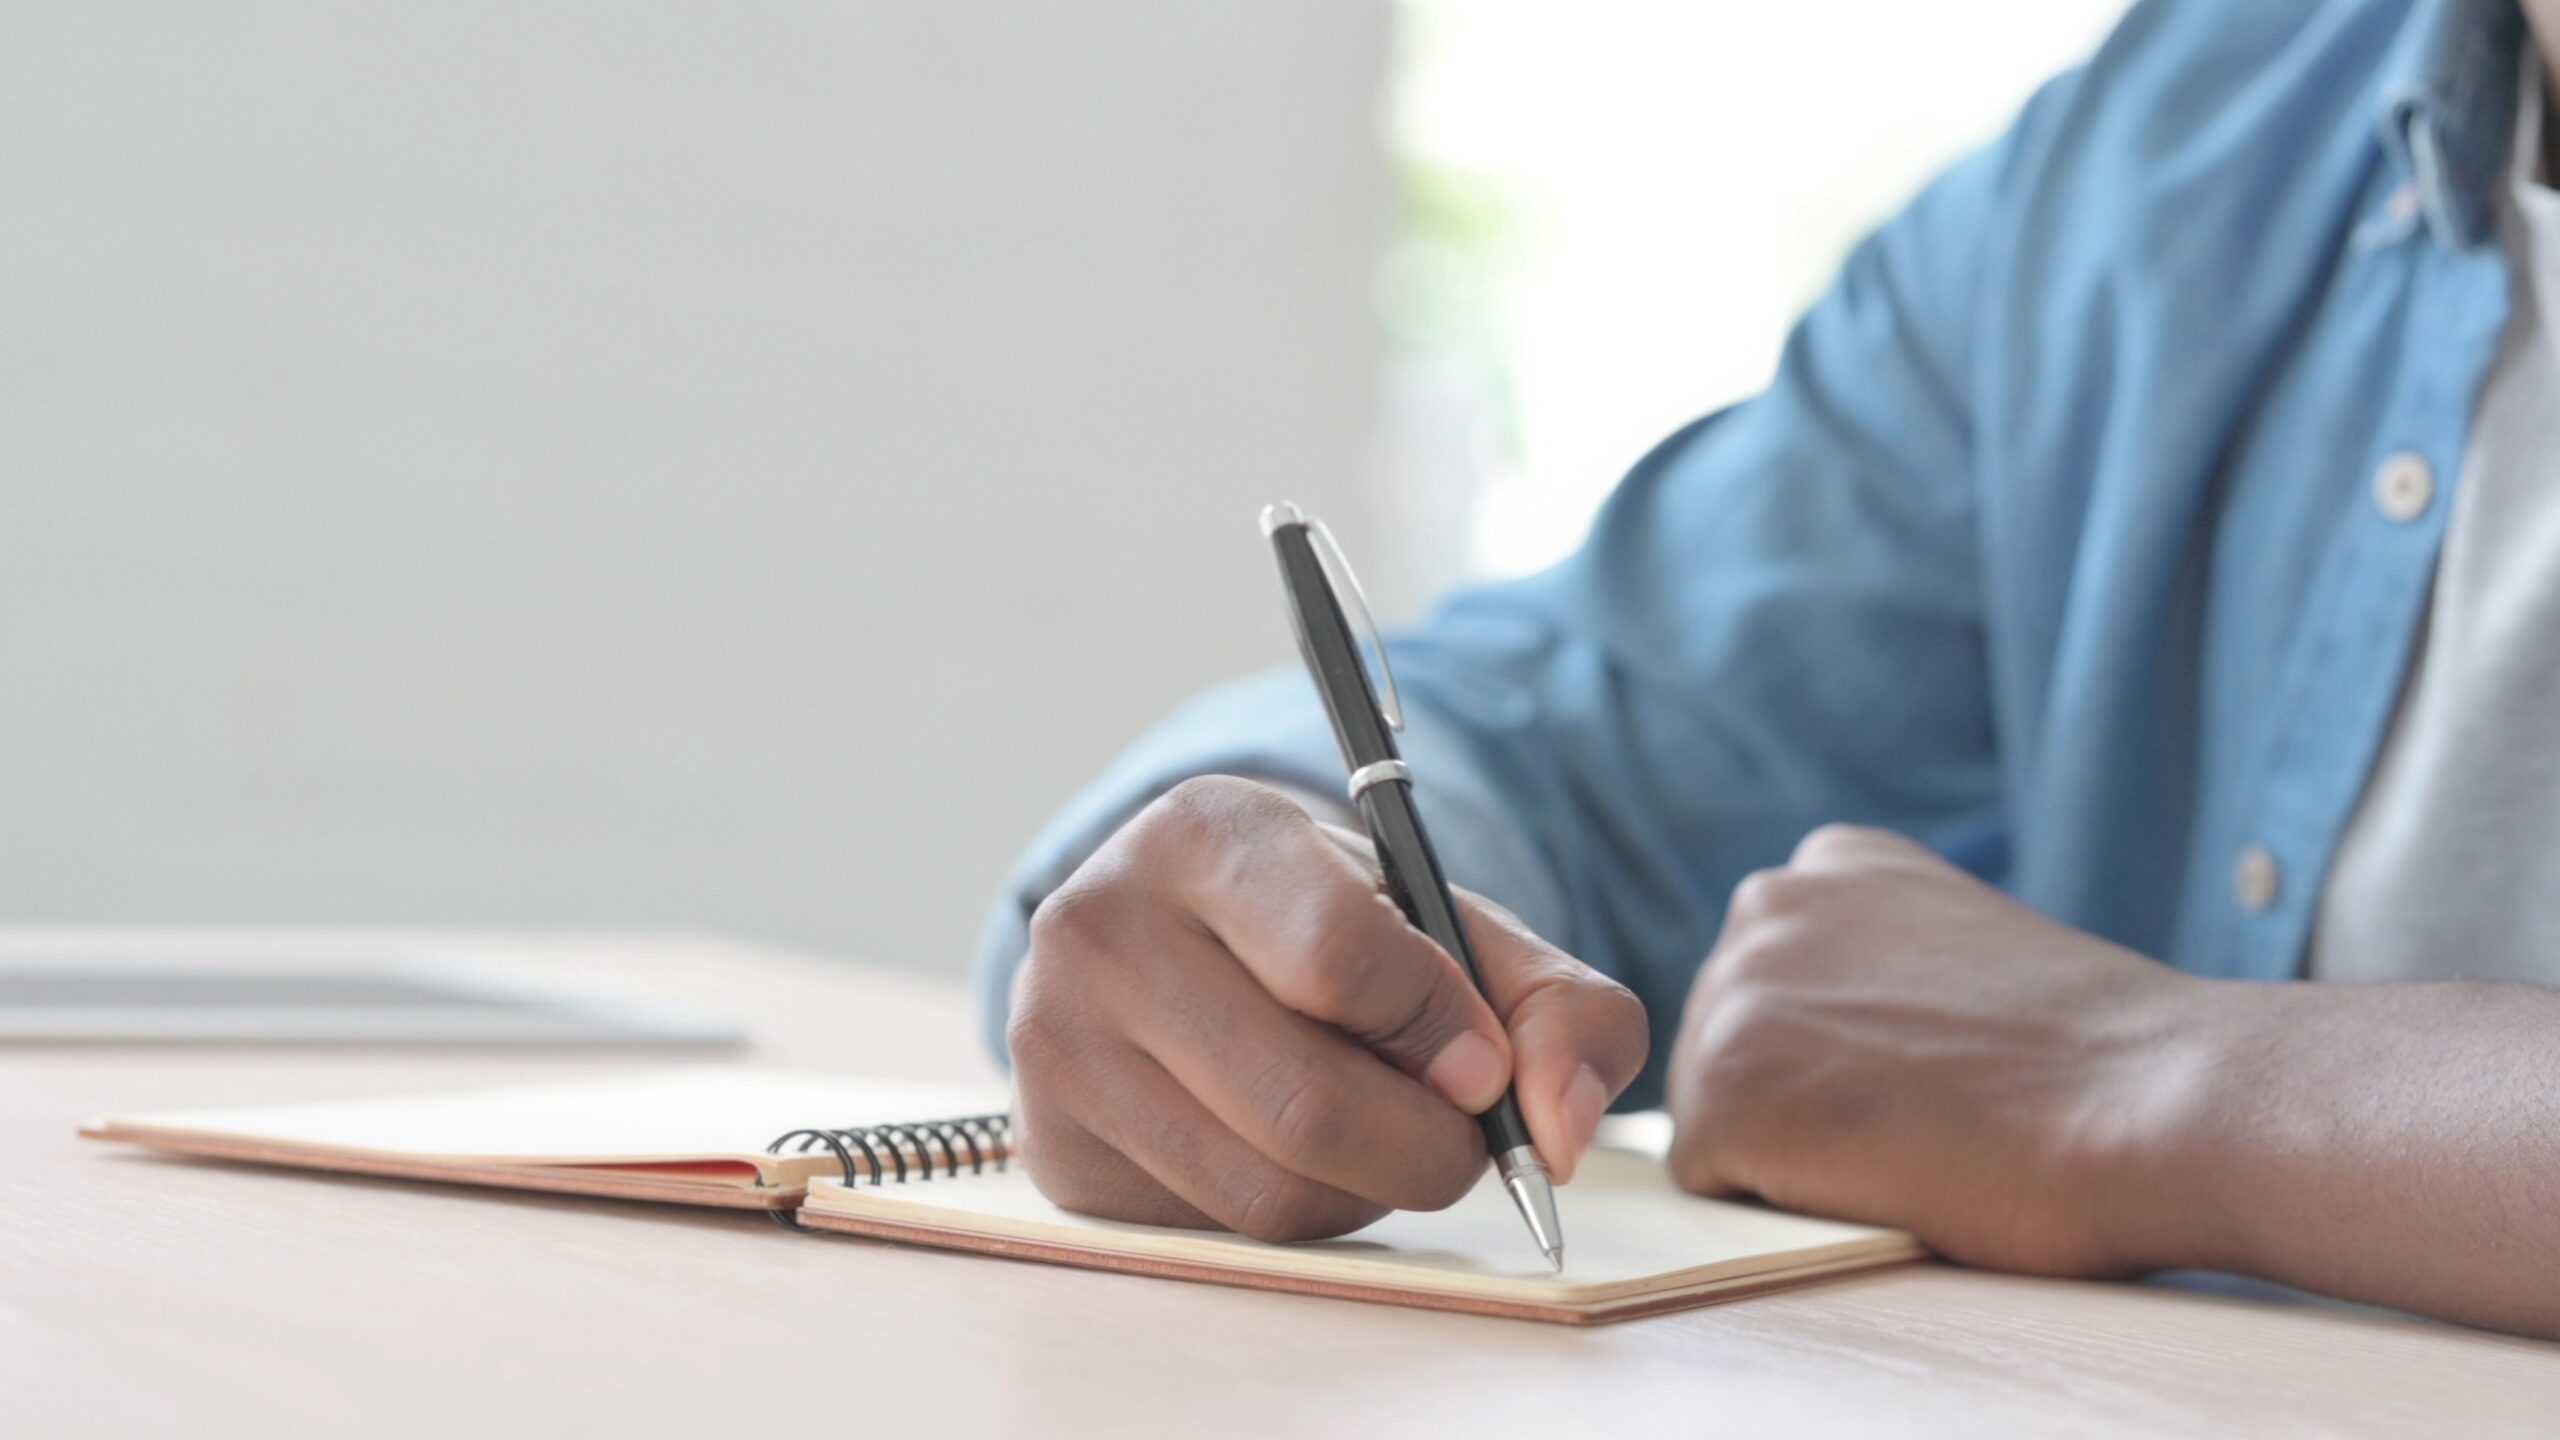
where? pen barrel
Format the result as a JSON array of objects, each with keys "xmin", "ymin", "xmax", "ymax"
[
  {"xmin": 1477, "ymin": 1094, "xmax": 1535, "ymax": 1157},
  {"xmin": 1265, "ymin": 515, "xmax": 1547, "ymax": 1180},
  {"xmin": 1359, "ymin": 783, "xmax": 1538, "ymax": 1159}
]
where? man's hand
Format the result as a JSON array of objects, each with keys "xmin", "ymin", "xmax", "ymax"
[
  {"xmin": 1668, "ymin": 823, "xmax": 2209, "ymax": 1276},
  {"xmin": 1008, "ymin": 775, "xmax": 1649, "ymax": 1242}
]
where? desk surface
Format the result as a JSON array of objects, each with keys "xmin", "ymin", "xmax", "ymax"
[{"xmin": 7, "ymin": 930, "xmax": 2554, "ymax": 1437}]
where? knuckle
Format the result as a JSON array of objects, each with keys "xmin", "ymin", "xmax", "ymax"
[
  {"xmin": 1148, "ymin": 776, "xmax": 1319, "ymax": 902},
  {"xmin": 1709, "ymin": 929, "xmax": 1783, "ymax": 987},
  {"xmin": 1284, "ymin": 891, "xmax": 1393, "ymax": 1016},
  {"xmin": 1027, "ymin": 878, "xmax": 1122, "ymax": 960},
  {"xmin": 1541, "ymin": 964, "xmax": 1653, "ymax": 1088},
  {"xmin": 1157, "ymin": 771, "xmax": 1254, "ymax": 817},
  {"xmin": 1586, "ymin": 974, "xmax": 1653, "ymax": 1074},
  {"xmin": 1002, "ymin": 990, "xmax": 1074, "ymax": 1080},
  {"xmin": 1689, "ymin": 984, "xmax": 1773, "ymax": 1066},
  {"xmin": 1790, "ymin": 822, "xmax": 1880, "ymax": 867},
  {"xmin": 1003, "ymin": 982, "xmax": 1107, "ymax": 1099},
  {"xmin": 1250, "ymin": 1059, "xmax": 1351, "ymax": 1167},
  {"xmin": 1002, "ymin": 1000, "xmax": 1056, "ymax": 1077},
  {"xmin": 1151, "ymin": 774, "xmax": 1294, "ymax": 847},
  {"xmin": 1229, "ymin": 1169, "xmax": 1340, "ymax": 1243},
  {"xmin": 1131, "ymin": 777, "xmax": 1222, "ymax": 854},
  {"xmin": 1725, "ymin": 866, "xmax": 1806, "ymax": 925}
]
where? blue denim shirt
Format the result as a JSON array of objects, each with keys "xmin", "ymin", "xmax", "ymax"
[{"xmin": 976, "ymin": 0, "xmax": 2529, "ymax": 1109}]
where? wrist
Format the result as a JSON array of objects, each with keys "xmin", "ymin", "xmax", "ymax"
[{"xmin": 2074, "ymin": 971, "xmax": 2281, "ymax": 1276}]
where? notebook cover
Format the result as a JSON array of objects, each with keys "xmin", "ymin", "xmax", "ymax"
[{"xmin": 81, "ymin": 1068, "xmax": 1005, "ymax": 1209}]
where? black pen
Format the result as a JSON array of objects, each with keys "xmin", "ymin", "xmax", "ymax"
[{"xmin": 1259, "ymin": 501, "xmax": 1563, "ymax": 1272}]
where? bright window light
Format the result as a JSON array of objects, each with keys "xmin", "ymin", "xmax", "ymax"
[{"xmin": 1384, "ymin": 2, "xmax": 2132, "ymax": 579}]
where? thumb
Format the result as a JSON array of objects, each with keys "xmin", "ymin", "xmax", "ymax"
[{"xmin": 1456, "ymin": 891, "xmax": 1651, "ymax": 1183}]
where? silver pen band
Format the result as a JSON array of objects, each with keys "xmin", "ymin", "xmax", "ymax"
[{"xmin": 1345, "ymin": 759, "xmax": 1411, "ymax": 803}]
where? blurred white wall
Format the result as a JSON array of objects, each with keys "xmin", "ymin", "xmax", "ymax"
[{"xmin": 0, "ymin": 4, "xmax": 1395, "ymax": 974}]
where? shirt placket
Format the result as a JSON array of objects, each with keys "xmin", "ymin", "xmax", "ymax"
[{"xmin": 2228, "ymin": 228, "xmax": 2509, "ymax": 981}]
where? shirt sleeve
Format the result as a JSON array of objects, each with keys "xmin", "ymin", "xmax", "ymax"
[{"xmin": 974, "ymin": 81, "xmax": 2059, "ymax": 1105}]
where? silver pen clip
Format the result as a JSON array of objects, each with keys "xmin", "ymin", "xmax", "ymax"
[{"xmin": 1259, "ymin": 501, "xmax": 1404, "ymax": 734}]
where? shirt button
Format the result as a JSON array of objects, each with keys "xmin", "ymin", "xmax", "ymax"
[
  {"xmin": 2232, "ymin": 845, "xmax": 2281, "ymax": 913},
  {"xmin": 2372, "ymin": 452, "xmax": 2434, "ymax": 522}
]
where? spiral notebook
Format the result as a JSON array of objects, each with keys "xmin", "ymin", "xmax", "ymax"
[
  {"xmin": 81, "ymin": 1070, "xmax": 1004, "ymax": 1209},
  {"xmin": 83, "ymin": 1068, "xmax": 1922, "ymax": 1324}
]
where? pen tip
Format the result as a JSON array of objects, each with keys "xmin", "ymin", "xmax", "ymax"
[{"xmin": 1497, "ymin": 1147, "xmax": 1565, "ymax": 1276}]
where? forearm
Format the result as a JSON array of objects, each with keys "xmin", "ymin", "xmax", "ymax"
[{"xmin": 2131, "ymin": 979, "xmax": 2560, "ymax": 1337}]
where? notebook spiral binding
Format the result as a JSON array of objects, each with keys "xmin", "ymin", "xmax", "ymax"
[{"xmin": 762, "ymin": 1112, "xmax": 1013, "ymax": 1230}]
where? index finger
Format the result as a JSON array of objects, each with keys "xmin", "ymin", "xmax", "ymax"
[{"xmin": 1142, "ymin": 777, "xmax": 1514, "ymax": 1112}]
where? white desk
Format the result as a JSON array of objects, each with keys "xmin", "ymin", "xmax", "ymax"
[{"xmin": 8, "ymin": 930, "xmax": 2555, "ymax": 1436}]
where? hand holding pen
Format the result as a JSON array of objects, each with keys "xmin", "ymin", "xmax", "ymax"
[{"xmin": 1004, "ymin": 504, "xmax": 1648, "ymax": 1263}]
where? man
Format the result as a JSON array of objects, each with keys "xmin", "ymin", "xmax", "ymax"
[{"xmin": 978, "ymin": 0, "xmax": 2560, "ymax": 1338}]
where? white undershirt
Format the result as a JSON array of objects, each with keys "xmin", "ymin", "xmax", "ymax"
[{"xmin": 2311, "ymin": 58, "xmax": 2560, "ymax": 984}]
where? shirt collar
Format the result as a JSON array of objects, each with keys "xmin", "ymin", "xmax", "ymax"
[{"xmin": 2379, "ymin": 0, "xmax": 2528, "ymax": 248}]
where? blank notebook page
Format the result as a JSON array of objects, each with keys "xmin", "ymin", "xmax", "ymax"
[{"xmin": 804, "ymin": 1144, "xmax": 1920, "ymax": 1307}]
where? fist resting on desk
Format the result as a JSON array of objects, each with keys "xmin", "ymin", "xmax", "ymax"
[
  {"xmin": 1667, "ymin": 822, "xmax": 2203, "ymax": 1278},
  {"xmin": 1005, "ymin": 775, "xmax": 1649, "ymax": 1242}
]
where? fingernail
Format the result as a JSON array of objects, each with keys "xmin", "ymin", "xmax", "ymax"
[
  {"xmin": 1557, "ymin": 1064, "xmax": 1608, "ymax": 1183},
  {"xmin": 1423, "ymin": 1031, "xmax": 1506, "ymax": 1112}
]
